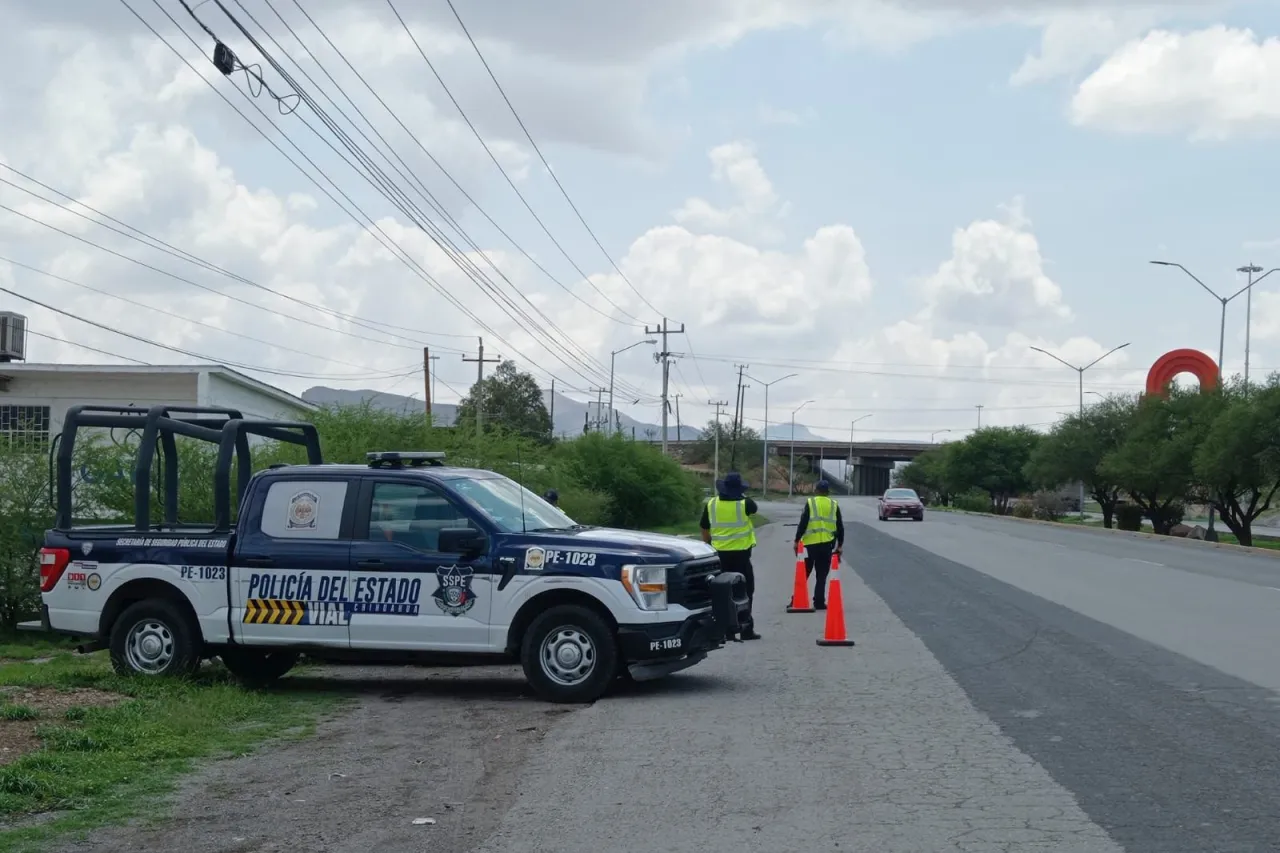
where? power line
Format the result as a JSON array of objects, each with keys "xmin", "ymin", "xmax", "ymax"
[
  {"xmin": 126, "ymin": 0, "xmax": 643, "ymax": 399},
  {"xmin": 0, "ymin": 164, "xmax": 476, "ymax": 342},
  {"xmin": 0, "ymin": 255, "xmax": 396, "ymax": 373},
  {"xmin": 443, "ymin": 0, "xmax": 665, "ymax": 320},
  {"xmin": 382, "ymin": 0, "xmax": 646, "ymax": 326},
  {"xmin": 26, "ymin": 329, "xmax": 150, "ymax": 365},
  {"xmin": 199, "ymin": 0, "xmax": 656, "ymax": 400},
  {"xmin": 237, "ymin": 1, "xmax": 648, "ymax": 400},
  {"xmin": 0, "ymin": 284, "xmax": 418, "ymax": 380}
]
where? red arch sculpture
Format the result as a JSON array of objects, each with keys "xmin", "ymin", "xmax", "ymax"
[{"xmin": 1144, "ymin": 348, "xmax": 1219, "ymax": 398}]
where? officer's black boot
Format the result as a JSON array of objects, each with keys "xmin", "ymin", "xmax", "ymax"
[{"xmin": 741, "ymin": 610, "xmax": 761, "ymax": 640}]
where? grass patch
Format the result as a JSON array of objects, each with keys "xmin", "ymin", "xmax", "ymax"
[
  {"xmin": 646, "ymin": 514, "xmax": 772, "ymax": 537},
  {"xmin": 0, "ymin": 635, "xmax": 80, "ymax": 663},
  {"xmin": 0, "ymin": 654, "xmax": 339, "ymax": 853}
]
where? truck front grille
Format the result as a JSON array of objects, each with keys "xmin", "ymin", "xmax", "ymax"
[{"xmin": 668, "ymin": 556, "xmax": 720, "ymax": 610}]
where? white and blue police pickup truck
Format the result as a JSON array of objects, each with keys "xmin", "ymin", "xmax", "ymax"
[{"xmin": 26, "ymin": 405, "xmax": 747, "ymax": 703}]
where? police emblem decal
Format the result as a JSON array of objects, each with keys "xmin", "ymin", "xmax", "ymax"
[
  {"xmin": 524, "ymin": 547, "xmax": 545, "ymax": 571},
  {"xmin": 81, "ymin": 541, "xmax": 94, "ymax": 556},
  {"xmin": 287, "ymin": 490, "xmax": 320, "ymax": 529},
  {"xmin": 432, "ymin": 565, "xmax": 476, "ymax": 617}
]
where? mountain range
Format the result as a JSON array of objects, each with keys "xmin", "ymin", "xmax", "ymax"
[{"xmin": 301, "ymin": 386, "xmax": 830, "ymax": 442}]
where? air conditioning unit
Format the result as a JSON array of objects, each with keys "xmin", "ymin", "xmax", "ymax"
[{"xmin": 0, "ymin": 313, "xmax": 27, "ymax": 363}]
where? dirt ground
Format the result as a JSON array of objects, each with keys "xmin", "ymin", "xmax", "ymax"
[
  {"xmin": 0, "ymin": 687, "xmax": 121, "ymax": 767},
  {"xmin": 53, "ymin": 664, "xmax": 586, "ymax": 853}
]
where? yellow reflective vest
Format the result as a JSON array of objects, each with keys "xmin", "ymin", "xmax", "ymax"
[
  {"xmin": 706, "ymin": 497, "xmax": 756, "ymax": 551},
  {"xmin": 801, "ymin": 495, "xmax": 838, "ymax": 546}
]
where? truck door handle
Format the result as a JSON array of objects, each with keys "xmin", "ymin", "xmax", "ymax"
[
  {"xmin": 357, "ymin": 559, "xmax": 384, "ymax": 569},
  {"xmin": 244, "ymin": 557, "xmax": 273, "ymax": 568}
]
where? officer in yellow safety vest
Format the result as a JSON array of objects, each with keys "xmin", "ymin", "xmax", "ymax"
[
  {"xmin": 700, "ymin": 471, "xmax": 762, "ymax": 640},
  {"xmin": 792, "ymin": 479, "xmax": 844, "ymax": 610}
]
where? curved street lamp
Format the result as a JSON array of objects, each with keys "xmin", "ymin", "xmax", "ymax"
[
  {"xmin": 746, "ymin": 372, "xmax": 798, "ymax": 497},
  {"xmin": 788, "ymin": 400, "xmax": 815, "ymax": 497},
  {"xmin": 609, "ymin": 339, "xmax": 657, "ymax": 434}
]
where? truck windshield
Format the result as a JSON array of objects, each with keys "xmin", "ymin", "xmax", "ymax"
[{"xmin": 449, "ymin": 476, "xmax": 578, "ymax": 533}]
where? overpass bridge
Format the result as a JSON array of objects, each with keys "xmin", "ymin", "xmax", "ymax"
[{"xmin": 653, "ymin": 439, "xmax": 939, "ymax": 496}]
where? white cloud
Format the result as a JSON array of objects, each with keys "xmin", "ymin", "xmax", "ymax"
[
  {"xmin": 673, "ymin": 141, "xmax": 788, "ymax": 243},
  {"xmin": 756, "ymin": 104, "xmax": 808, "ymax": 126},
  {"xmin": 1009, "ymin": 8, "xmax": 1173, "ymax": 86},
  {"xmin": 918, "ymin": 198, "xmax": 1072, "ymax": 331},
  {"xmin": 1071, "ymin": 25, "xmax": 1280, "ymax": 139}
]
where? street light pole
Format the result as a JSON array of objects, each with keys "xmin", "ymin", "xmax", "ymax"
[
  {"xmin": 930, "ymin": 429, "xmax": 950, "ymax": 443},
  {"xmin": 1150, "ymin": 260, "xmax": 1280, "ymax": 540},
  {"xmin": 847, "ymin": 414, "xmax": 872, "ymax": 494},
  {"xmin": 1030, "ymin": 342, "xmax": 1130, "ymax": 519},
  {"xmin": 746, "ymin": 372, "xmax": 797, "ymax": 497},
  {"xmin": 609, "ymin": 338, "xmax": 657, "ymax": 435},
  {"xmin": 789, "ymin": 400, "xmax": 815, "ymax": 498},
  {"xmin": 1234, "ymin": 264, "xmax": 1280, "ymax": 389}
]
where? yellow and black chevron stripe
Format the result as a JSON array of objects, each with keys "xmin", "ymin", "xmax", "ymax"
[{"xmin": 243, "ymin": 599, "xmax": 305, "ymax": 626}]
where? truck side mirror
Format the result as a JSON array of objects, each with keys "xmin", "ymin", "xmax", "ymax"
[{"xmin": 439, "ymin": 527, "xmax": 488, "ymax": 556}]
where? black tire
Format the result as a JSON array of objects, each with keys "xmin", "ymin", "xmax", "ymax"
[
  {"xmin": 520, "ymin": 604, "xmax": 618, "ymax": 704},
  {"xmin": 220, "ymin": 648, "xmax": 300, "ymax": 687},
  {"xmin": 108, "ymin": 598, "xmax": 201, "ymax": 678}
]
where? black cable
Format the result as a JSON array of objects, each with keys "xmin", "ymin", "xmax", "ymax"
[
  {"xmin": 443, "ymin": 0, "xmax": 666, "ymax": 319},
  {"xmin": 189, "ymin": 0, "xmax": 650, "ymax": 397},
  {"xmin": 235, "ymin": 1, "xmax": 646, "ymax": 399},
  {"xmin": 0, "ymin": 284, "xmax": 418, "ymax": 380},
  {"xmin": 0, "ymin": 201, "xmax": 430, "ymax": 354},
  {"xmin": 122, "ymin": 0, "xmax": 624, "ymax": 397},
  {"xmin": 26, "ymin": 329, "xmax": 151, "ymax": 365},
  {"xmin": 0, "ymin": 164, "xmax": 476, "ymax": 343},
  {"xmin": 287, "ymin": 0, "xmax": 645, "ymax": 332},
  {"xmin": 382, "ymin": 0, "xmax": 647, "ymax": 325},
  {"xmin": 176, "ymin": 0, "xmax": 299, "ymax": 114},
  {"xmin": 0, "ymin": 254, "xmax": 403, "ymax": 372}
]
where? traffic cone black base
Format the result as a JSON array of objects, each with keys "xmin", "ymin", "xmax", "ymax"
[
  {"xmin": 816, "ymin": 638, "xmax": 856, "ymax": 647},
  {"xmin": 787, "ymin": 606, "xmax": 816, "ymax": 613}
]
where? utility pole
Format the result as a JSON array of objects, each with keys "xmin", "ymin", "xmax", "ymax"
[
  {"xmin": 708, "ymin": 399, "xmax": 730, "ymax": 485},
  {"xmin": 646, "ymin": 318, "xmax": 686, "ymax": 453},
  {"xmin": 548, "ymin": 380, "xmax": 555, "ymax": 439},
  {"xmin": 429, "ymin": 354, "xmax": 440, "ymax": 419},
  {"xmin": 588, "ymin": 388, "xmax": 609, "ymax": 432},
  {"xmin": 730, "ymin": 364, "xmax": 747, "ymax": 470},
  {"xmin": 673, "ymin": 393, "xmax": 682, "ymax": 441},
  {"xmin": 423, "ymin": 346, "xmax": 432, "ymax": 420},
  {"xmin": 975, "ymin": 405, "xmax": 984, "ymax": 429},
  {"xmin": 461, "ymin": 337, "xmax": 501, "ymax": 438}
]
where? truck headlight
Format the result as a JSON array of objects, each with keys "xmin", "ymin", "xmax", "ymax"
[{"xmin": 621, "ymin": 564, "xmax": 668, "ymax": 611}]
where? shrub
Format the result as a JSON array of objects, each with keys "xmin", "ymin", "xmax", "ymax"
[
  {"xmin": 1031, "ymin": 491, "xmax": 1068, "ymax": 522},
  {"xmin": 953, "ymin": 490, "xmax": 992, "ymax": 513},
  {"xmin": 555, "ymin": 433, "xmax": 701, "ymax": 530},
  {"xmin": 1115, "ymin": 503, "xmax": 1144, "ymax": 531},
  {"xmin": 1011, "ymin": 500, "xmax": 1035, "ymax": 519}
]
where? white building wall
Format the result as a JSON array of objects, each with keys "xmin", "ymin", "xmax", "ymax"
[
  {"xmin": 0, "ymin": 370, "xmax": 198, "ymax": 438},
  {"xmin": 201, "ymin": 372, "xmax": 311, "ymax": 421}
]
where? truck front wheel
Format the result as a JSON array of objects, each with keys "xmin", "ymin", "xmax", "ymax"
[
  {"xmin": 108, "ymin": 599, "xmax": 201, "ymax": 678},
  {"xmin": 220, "ymin": 648, "xmax": 300, "ymax": 687},
  {"xmin": 520, "ymin": 604, "xmax": 618, "ymax": 704}
]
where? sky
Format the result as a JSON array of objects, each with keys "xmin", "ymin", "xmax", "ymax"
[{"xmin": 3, "ymin": 0, "xmax": 1280, "ymax": 442}]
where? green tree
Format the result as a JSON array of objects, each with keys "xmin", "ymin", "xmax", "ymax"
[
  {"xmin": 946, "ymin": 426, "xmax": 1041, "ymax": 513},
  {"xmin": 1100, "ymin": 389, "xmax": 1208, "ymax": 534},
  {"xmin": 1024, "ymin": 395, "xmax": 1136, "ymax": 528},
  {"xmin": 455, "ymin": 361, "xmax": 552, "ymax": 440},
  {"xmin": 1192, "ymin": 378, "xmax": 1280, "ymax": 546},
  {"xmin": 558, "ymin": 433, "xmax": 701, "ymax": 529},
  {"xmin": 896, "ymin": 445, "xmax": 957, "ymax": 505}
]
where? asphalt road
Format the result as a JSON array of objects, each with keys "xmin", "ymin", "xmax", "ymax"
[
  {"xmin": 475, "ymin": 498, "xmax": 1280, "ymax": 853},
  {"xmin": 72, "ymin": 500, "xmax": 1280, "ymax": 851}
]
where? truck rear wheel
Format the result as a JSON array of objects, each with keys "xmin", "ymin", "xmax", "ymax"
[
  {"xmin": 108, "ymin": 599, "xmax": 201, "ymax": 678},
  {"xmin": 220, "ymin": 648, "xmax": 300, "ymax": 687},
  {"xmin": 520, "ymin": 604, "xmax": 618, "ymax": 704}
]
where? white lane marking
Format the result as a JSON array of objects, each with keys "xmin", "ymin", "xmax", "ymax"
[{"xmin": 1125, "ymin": 558, "xmax": 1165, "ymax": 567}]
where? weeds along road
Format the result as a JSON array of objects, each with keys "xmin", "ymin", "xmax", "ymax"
[{"xmin": 57, "ymin": 498, "xmax": 1280, "ymax": 852}]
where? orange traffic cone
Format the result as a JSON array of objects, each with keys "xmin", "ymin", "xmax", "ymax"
[
  {"xmin": 786, "ymin": 543, "xmax": 815, "ymax": 613},
  {"xmin": 817, "ymin": 552, "xmax": 855, "ymax": 647}
]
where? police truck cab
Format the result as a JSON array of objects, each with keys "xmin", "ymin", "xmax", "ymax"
[{"xmin": 29, "ymin": 406, "xmax": 747, "ymax": 703}]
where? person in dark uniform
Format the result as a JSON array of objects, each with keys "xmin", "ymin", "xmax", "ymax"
[
  {"xmin": 543, "ymin": 489, "xmax": 559, "ymax": 507},
  {"xmin": 792, "ymin": 479, "xmax": 844, "ymax": 610},
  {"xmin": 700, "ymin": 471, "xmax": 761, "ymax": 640}
]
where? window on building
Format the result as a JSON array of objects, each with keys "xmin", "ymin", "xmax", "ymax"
[{"xmin": 0, "ymin": 405, "xmax": 51, "ymax": 449}]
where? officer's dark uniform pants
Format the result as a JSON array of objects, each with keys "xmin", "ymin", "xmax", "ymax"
[
  {"xmin": 804, "ymin": 541, "xmax": 835, "ymax": 607},
  {"xmin": 716, "ymin": 548, "xmax": 754, "ymax": 631}
]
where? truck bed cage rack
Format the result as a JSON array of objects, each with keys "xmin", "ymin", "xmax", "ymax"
[{"xmin": 52, "ymin": 405, "xmax": 323, "ymax": 533}]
